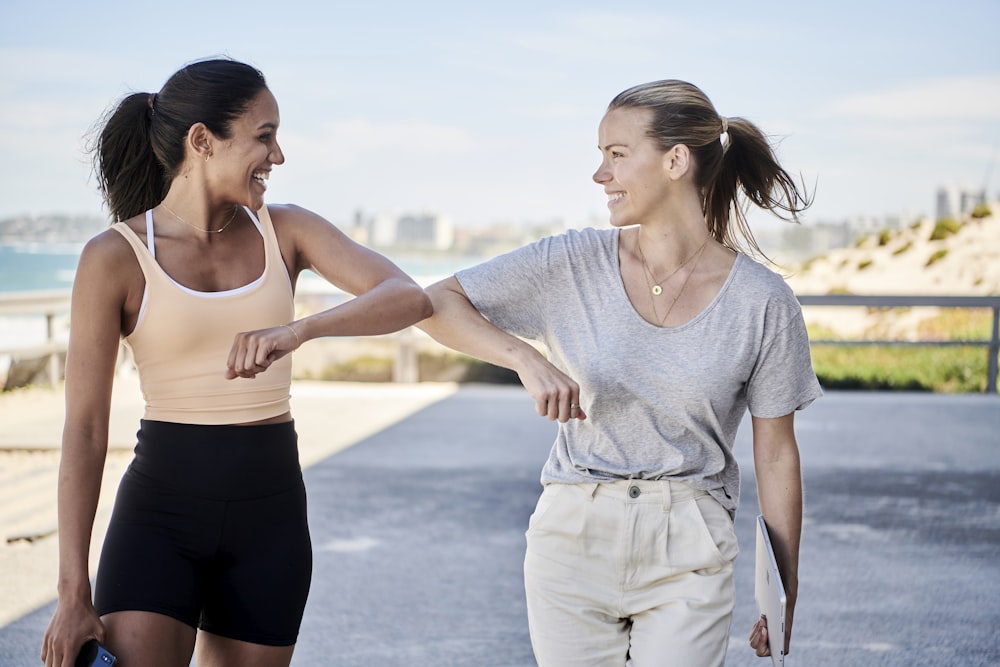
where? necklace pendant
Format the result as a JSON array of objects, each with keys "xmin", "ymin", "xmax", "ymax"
[{"xmin": 651, "ymin": 285, "xmax": 662, "ymax": 296}]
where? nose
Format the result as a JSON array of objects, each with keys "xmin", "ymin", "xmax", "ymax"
[
  {"xmin": 593, "ymin": 159, "xmax": 610, "ymax": 184},
  {"xmin": 271, "ymin": 141, "xmax": 286, "ymax": 166}
]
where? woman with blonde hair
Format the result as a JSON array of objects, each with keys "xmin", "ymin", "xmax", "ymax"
[{"xmin": 419, "ymin": 79, "xmax": 821, "ymax": 666}]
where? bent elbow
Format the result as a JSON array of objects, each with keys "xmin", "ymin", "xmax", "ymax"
[
  {"xmin": 402, "ymin": 283, "xmax": 433, "ymax": 323},
  {"xmin": 416, "ymin": 290, "xmax": 434, "ymax": 321}
]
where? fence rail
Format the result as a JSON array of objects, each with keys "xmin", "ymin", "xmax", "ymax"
[
  {"xmin": 1, "ymin": 291, "xmax": 998, "ymax": 392},
  {"xmin": 0, "ymin": 290, "xmax": 72, "ymax": 388},
  {"xmin": 796, "ymin": 294, "xmax": 1000, "ymax": 393}
]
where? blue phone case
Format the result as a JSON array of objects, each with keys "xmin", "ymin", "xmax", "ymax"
[{"xmin": 75, "ymin": 639, "xmax": 116, "ymax": 666}]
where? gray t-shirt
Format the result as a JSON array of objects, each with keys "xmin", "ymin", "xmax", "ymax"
[{"xmin": 456, "ymin": 227, "xmax": 822, "ymax": 513}]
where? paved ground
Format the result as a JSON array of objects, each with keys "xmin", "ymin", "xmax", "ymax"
[{"xmin": 1, "ymin": 382, "xmax": 998, "ymax": 666}]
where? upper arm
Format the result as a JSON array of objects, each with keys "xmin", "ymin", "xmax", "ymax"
[
  {"xmin": 63, "ymin": 231, "xmax": 135, "ymax": 436},
  {"xmin": 269, "ymin": 204, "xmax": 417, "ymax": 296},
  {"xmin": 751, "ymin": 412, "xmax": 800, "ymax": 467},
  {"xmin": 426, "ymin": 275, "xmax": 470, "ymax": 303}
]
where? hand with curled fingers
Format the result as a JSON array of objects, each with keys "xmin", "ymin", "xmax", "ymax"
[
  {"xmin": 41, "ymin": 598, "xmax": 106, "ymax": 667},
  {"xmin": 225, "ymin": 323, "xmax": 301, "ymax": 380},
  {"xmin": 515, "ymin": 355, "xmax": 587, "ymax": 423},
  {"xmin": 749, "ymin": 614, "xmax": 773, "ymax": 659}
]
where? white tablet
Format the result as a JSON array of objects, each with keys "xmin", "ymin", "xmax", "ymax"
[{"xmin": 755, "ymin": 514, "xmax": 786, "ymax": 666}]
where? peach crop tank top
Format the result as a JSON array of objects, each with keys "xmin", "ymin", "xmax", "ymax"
[{"xmin": 112, "ymin": 206, "xmax": 294, "ymax": 424}]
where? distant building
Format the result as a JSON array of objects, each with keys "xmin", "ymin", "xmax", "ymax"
[
  {"xmin": 936, "ymin": 185, "xmax": 986, "ymax": 220},
  {"xmin": 767, "ymin": 213, "xmax": 916, "ymax": 262},
  {"xmin": 363, "ymin": 211, "xmax": 454, "ymax": 251}
]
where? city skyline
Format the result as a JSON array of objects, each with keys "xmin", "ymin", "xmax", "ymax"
[{"xmin": 1, "ymin": 1, "xmax": 997, "ymax": 230}]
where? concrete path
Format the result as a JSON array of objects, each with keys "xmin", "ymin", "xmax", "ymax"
[{"xmin": 1, "ymin": 383, "xmax": 998, "ymax": 666}]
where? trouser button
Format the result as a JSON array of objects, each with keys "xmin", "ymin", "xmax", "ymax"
[{"xmin": 628, "ymin": 485, "xmax": 641, "ymax": 499}]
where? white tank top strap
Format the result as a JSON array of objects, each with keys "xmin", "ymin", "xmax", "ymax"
[{"xmin": 145, "ymin": 209, "xmax": 156, "ymax": 258}]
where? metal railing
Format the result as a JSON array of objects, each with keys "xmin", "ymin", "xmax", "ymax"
[
  {"xmin": 0, "ymin": 290, "xmax": 72, "ymax": 388},
  {"xmin": 2, "ymin": 290, "xmax": 998, "ymax": 392},
  {"xmin": 797, "ymin": 294, "xmax": 1000, "ymax": 394}
]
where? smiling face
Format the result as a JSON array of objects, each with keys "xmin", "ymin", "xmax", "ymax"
[
  {"xmin": 209, "ymin": 88, "xmax": 285, "ymax": 210},
  {"xmin": 592, "ymin": 106, "xmax": 675, "ymax": 228}
]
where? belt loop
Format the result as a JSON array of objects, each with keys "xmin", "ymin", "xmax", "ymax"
[
  {"xmin": 581, "ymin": 482, "xmax": 599, "ymax": 501},
  {"xmin": 660, "ymin": 480, "xmax": 672, "ymax": 513}
]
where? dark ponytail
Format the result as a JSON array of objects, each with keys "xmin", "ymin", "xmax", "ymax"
[
  {"xmin": 608, "ymin": 80, "xmax": 811, "ymax": 258},
  {"xmin": 91, "ymin": 93, "xmax": 166, "ymax": 222},
  {"xmin": 91, "ymin": 58, "xmax": 268, "ymax": 222}
]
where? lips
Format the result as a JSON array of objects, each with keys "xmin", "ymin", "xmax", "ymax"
[
  {"xmin": 252, "ymin": 170, "xmax": 270, "ymax": 190},
  {"xmin": 607, "ymin": 192, "xmax": 625, "ymax": 207}
]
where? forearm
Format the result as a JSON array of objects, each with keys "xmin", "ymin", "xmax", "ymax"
[
  {"xmin": 294, "ymin": 278, "xmax": 432, "ymax": 342},
  {"xmin": 752, "ymin": 413, "xmax": 803, "ymax": 600},
  {"xmin": 755, "ymin": 447, "xmax": 803, "ymax": 595},
  {"xmin": 417, "ymin": 282, "xmax": 544, "ymax": 374},
  {"xmin": 55, "ymin": 428, "xmax": 108, "ymax": 601}
]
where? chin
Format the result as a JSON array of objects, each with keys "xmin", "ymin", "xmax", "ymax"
[{"xmin": 607, "ymin": 214, "xmax": 632, "ymax": 228}]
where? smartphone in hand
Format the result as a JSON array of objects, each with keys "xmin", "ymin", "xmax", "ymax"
[{"xmin": 75, "ymin": 639, "xmax": 116, "ymax": 667}]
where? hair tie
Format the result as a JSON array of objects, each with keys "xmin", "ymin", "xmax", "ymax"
[
  {"xmin": 148, "ymin": 93, "xmax": 157, "ymax": 117},
  {"xmin": 719, "ymin": 116, "xmax": 730, "ymax": 154}
]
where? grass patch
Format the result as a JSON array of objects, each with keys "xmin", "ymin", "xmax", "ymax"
[
  {"xmin": 309, "ymin": 351, "xmax": 520, "ymax": 384},
  {"xmin": 926, "ymin": 248, "xmax": 948, "ymax": 267},
  {"xmin": 929, "ymin": 217, "xmax": 961, "ymax": 241},
  {"xmin": 970, "ymin": 203, "xmax": 992, "ymax": 219},
  {"xmin": 809, "ymin": 309, "xmax": 995, "ymax": 393},
  {"xmin": 892, "ymin": 241, "xmax": 913, "ymax": 256}
]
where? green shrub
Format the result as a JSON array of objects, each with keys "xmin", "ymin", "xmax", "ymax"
[
  {"xmin": 929, "ymin": 217, "xmax": 961, "ymax": 241},
  {"xmin": 811, "ymin": 345, "xmax": 988, "ymax": 393},
  {"xmin": 926, "ymin": 248, "xmax": 949, "ymax": 267},
  {"xmin": 311, "ymin": 351, "xmax": 521, "ymax": 384},
  {"xmin": 970, "ymin": 203, "xmax": 992, "ymax": 219},
  {"xmin": 892, "ymin": 241, "xmax": 913, "ymax": 256},
  {"xmin": 319, "ymin": 354, "xmax": 393, "ymax": 382},
  {"xmin": 809, "ymin": 309, "xmax": 993, "ymax": 393},
  {"xmin": 858, "ymin": 258, "xmax": 873, "ymax": 270},
  {"xmin": 878, "ymin": 230, "xmax": 892, "ymax": 246}
]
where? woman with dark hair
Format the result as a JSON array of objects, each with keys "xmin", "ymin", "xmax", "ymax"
[
  {"xmin": 41, "ymin": 58, "xmax": 432, "ymax": 667},
  {"xmin": 418, "ymin": 79, "xmax": 822, "ymax": 666}
]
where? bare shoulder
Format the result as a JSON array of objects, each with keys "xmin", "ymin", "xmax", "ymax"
[
  {"xmin": 267, "ymin": 203, "xmax": 333, "ymax": 227},
  {"xmin": 76, "ymin": 224, "xmax": 142, "ymax": 293},
  {"xmin": 80, "ymin": 224, "xmax": 137, "ymax": 266},
  {"xmin": 267, "ymin": 203, "xmax": 349, "ymax": 241}
]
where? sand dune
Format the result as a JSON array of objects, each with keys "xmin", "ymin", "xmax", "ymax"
[{"xmin": 781, "ymin": 203, "xmax": 999, "ymax": 337}]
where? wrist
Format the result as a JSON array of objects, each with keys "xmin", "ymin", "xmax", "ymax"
[
  {"xmin": 282, "ymin": 323, "xmax": 302, "ymax": 348},
  {"xmin": 57, "ymin": 577, "xmax": 92, "ymax": 603},
  {"xmin": 509, "ymin": 343, "xmax": 548, "ymax": 375}
]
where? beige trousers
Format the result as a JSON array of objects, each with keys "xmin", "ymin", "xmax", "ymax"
[{"xmin": 523, "ymin": 479, "xmax": 739, "ymax": 667}]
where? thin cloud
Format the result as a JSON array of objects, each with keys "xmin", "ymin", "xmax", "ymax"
[
  {"xmin": 826, "ymin": 75, "xmax": 1000, "ymax": 120},
  {"xmin": 286, "ymin": 118, "xmax": 481, "ymax": 166}
]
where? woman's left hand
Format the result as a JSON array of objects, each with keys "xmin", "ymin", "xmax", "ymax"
[
  {"xmin": 749, "ymin": 615, "xmax": 771, "ymax": 658},
  {"xmin": 225, "ymin": 324, "xmax": 299, "ymax": 379}
]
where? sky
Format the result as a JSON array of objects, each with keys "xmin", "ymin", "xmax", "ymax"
[{"xmin": 1, "ymin": 0, "xmax": 998, "ymax": 231}]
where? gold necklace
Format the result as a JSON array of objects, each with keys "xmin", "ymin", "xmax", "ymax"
[
  {"xmin": 635, "ymin": 232, "xmax": 710, "ymax": 326},
  {"xmin": 160, "ymin": 202, "xmax": 240, "ymax": 233},
  {"xmin": 635, "ymin": 232, "xmax": 710, "ymax": 296}
]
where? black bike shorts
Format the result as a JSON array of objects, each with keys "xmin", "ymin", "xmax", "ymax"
[{"xmin": 94, "ymin": 419, "xmax": 312, "ymax": 647}]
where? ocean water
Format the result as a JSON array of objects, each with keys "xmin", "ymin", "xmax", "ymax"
[
  {"xmin": 0, "ymin": 242, "xmax": 483, "ymax": 348},
  {"xmin": 0, "ymin": 243, "xmax": 82, "ymax": 293}
]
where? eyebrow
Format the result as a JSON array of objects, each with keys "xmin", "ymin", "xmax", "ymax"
[
  {"xmin": 600, "ymin": 143, "xmax": 629, "ymax": 151},
  {"xmin": 257, "ymin": 122, "xmax": 278, "ymax": 131}
]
